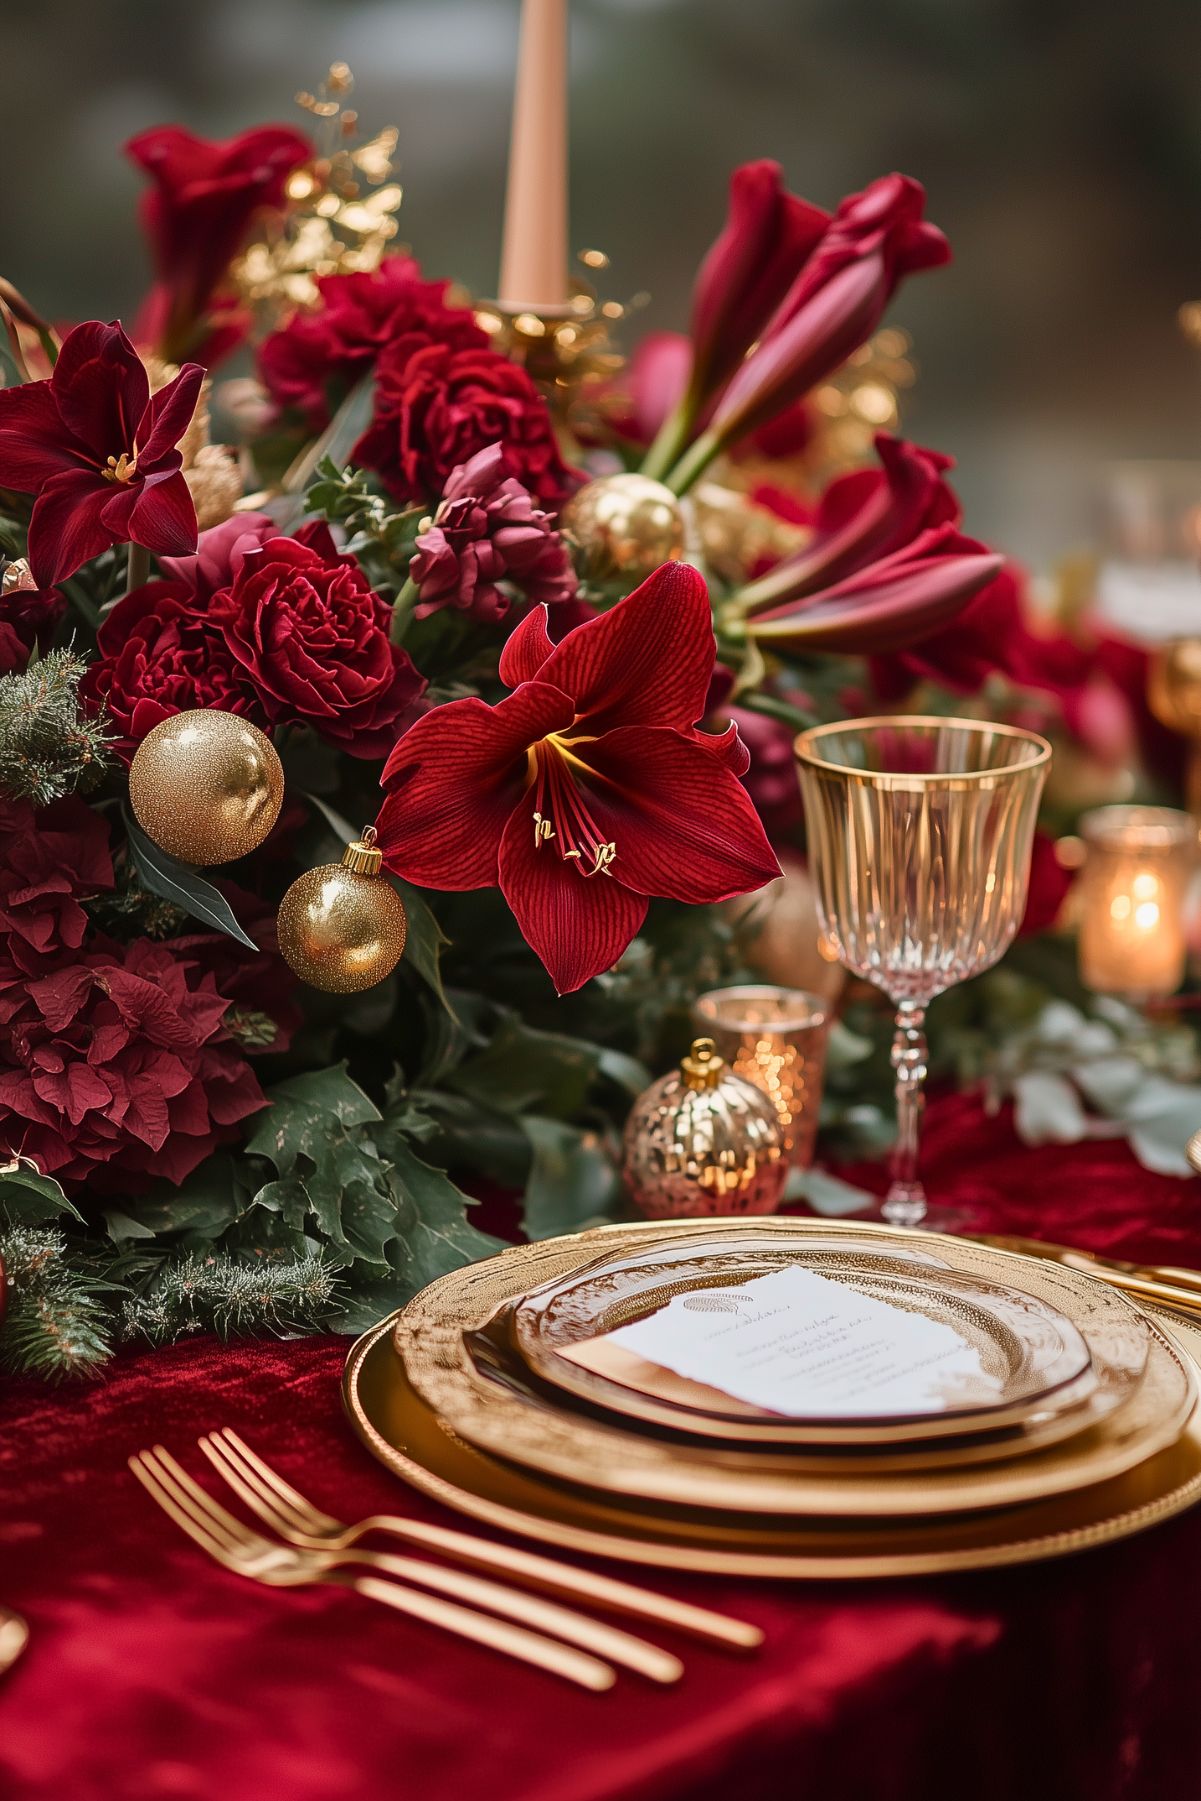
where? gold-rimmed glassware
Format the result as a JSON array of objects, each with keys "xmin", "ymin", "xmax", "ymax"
[
  {"xmin": 693, "ymin": 985, "xmax": 828, "ymax": 1166},
  {"xmin": 795, "ymin": 716, "xmax": 1051, "ymax": 1229}
]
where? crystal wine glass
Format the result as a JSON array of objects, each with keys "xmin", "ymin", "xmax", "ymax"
[{"xmin": 795, "ymin": 716, "xmax": 1051, "ymax": 1228}]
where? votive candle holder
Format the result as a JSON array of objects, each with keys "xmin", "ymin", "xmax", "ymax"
[
  {"xmin": 1077, "ymin": 804, "xmax": 1195, "ymax": 1002},
  {"xmin": 693, "ymin": 984, "xmax": 829, "ymax": 1166}
]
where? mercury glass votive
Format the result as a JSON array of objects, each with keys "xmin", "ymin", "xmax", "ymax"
[
  {"xmin": 1078, "ymin": 805, "xmax": 1195, "ymax": 1002},
  {"xmin": 693, "ymin": 985, "xmax": 828, "ymax": 1166}
]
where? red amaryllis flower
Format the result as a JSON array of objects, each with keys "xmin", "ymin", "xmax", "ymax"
[
  {"xmin": 211, "ymin": 526, "xmax": 425, "ymax": 757},
  {"xmin": 0, "ymin": 937, "xmax": 265, "ymax": 1189},
  {"xmin": 0, "ymin": 798, "xmax": 113, "ymax": 974},
  {"xmin": 0, "ymin": 321, "xmax": 203, "ymax": 587},
  {"xmin": 376, "ymin": 563, "xmax": 780, "ymax": 993},
  {"xmin": 672, "ymin": 176, "xmax": 948, "ymax": 489},
  {"xmin": 127, "ymin": 124, "xmax": 312, "ymax": 364},
  {"xmin": 258, "ymin": 256, "xmax": 487, "ymax": 428},
  {"xmin": 410, "ymin": 442, "xmax": 577, "ymax": 623},
  {"xmin": 356, "ymin": 337, "xmax": 577, "ymax": 511}
]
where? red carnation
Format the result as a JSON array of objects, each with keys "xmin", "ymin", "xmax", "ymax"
[
  {"xmin": 211, "ymin": 526, "xmax": 425, "ymax": 757},
  {"xmin": 376, "ymin": 562, "xmax": 780, "ymax": 994},
  {"xmin": 410, "ymin": 442, "xmax": 577, "ymax": 623},
  {"xmin": 356, "ymin": 337, "xmax": 577, "ymax": 511},
  {"xmin": 0, "ymin": 937, "xmax": 265, "ymax": 1189},
  {"xmin": 258, "ymin": 256, "xmax": 487, "ymax": 428},
  {"xmin": 0, "ymin": 799, "xmax": 113, "ymax": 974},
  {"xmin": 127, "ymin": 123, "xmax": 312, "ymax": 365}
]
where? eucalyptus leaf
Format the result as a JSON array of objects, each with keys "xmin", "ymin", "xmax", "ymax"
[
  {"xmin": 125, "ymin": 815, "xmax": 258, "ymax": 950},
  {"xmin": 1012, "ymin": 1071, "xmax": 1089, "ymax": 1146},
  {"xmin": 790, "ymin": 1166, "xmax": 873, "ymax": 1217}
]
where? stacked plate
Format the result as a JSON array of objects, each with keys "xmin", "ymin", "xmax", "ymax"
[{"xmin": 343, "ymin": 1217, "xmax": 1201, "ymax": 1577}]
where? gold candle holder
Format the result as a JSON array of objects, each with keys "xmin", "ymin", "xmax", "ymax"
[
  {"xmin": 693, "ymin": 985, "xmax": 828, "ymax": 1167},
  {"xmin": 1077, "ymin": 804, "xmax": 1195, "ymax": 1002}
]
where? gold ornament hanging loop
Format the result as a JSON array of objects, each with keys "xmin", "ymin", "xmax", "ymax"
[{"xmin": 277, "ymin": 824, "xmax": 407, "ymax": 994}]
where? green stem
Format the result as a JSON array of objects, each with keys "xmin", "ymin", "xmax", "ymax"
[
  {"xmin": 640, "ymin": 393, "xmax": 698, "ymax": 484},
  {"xmin": 736, "ymin": 689, "xmax": 817, "ymax": 733},
  {"xmin": 390, "ymin": 573, "xmax": 420, "ymax": 644},
  {"xmin": 664, "ymin": 430, "xmax": 723, "ymax": 498},
  {"xmin": 61, "ymin": 579, "xmax": 100, "ymax": 632},
  {"xmin": 126, "ymin": 542, "xmax": 150, "ymax": 596}
]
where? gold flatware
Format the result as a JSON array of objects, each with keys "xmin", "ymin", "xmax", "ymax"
[
  {"xmin": 199, "ymin": 1427, "xmax": 760, "ymax": 1653},
  {"xmin": 130, "ymin": 1445, "xmax": 622, "ymax": 1691},
  {"xmin": 974, "ymin": 1235, "xmax": 1201, "ymax": 1317},
  {"xmin": 0, "ymin": 1607, "xmax": 28, "ymax": 1675}
]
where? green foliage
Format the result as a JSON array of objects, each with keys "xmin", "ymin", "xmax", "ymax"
[
  {"xmin": 0, "ymin": 650, "xmax": 111, "ymax": 803},
  {"xmin": 122, "ymin": 1250, "xmax": 338, "ymax": 1345},
  {"xmin": 0, "ymin": 1225, "xmax": 115, "ymax": 1379},
  {"xmin": 124, "ymin": 813, "xmax": 259, "ymax": 948}
]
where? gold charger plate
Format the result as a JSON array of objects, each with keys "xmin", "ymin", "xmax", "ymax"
[
  {"xmin": 345, "ymin": 1304, "xmax": 1201, "ymax": 1578},
  {"xmin": 393, "ymin": 1221, "xmax": 1181, "ymax": 1517},
  {"xmin": 510, "ymin": 1233, "xmax": 1097, "ymax": 1441}
]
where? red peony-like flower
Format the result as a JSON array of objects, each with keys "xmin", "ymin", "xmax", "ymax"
[
  {"xmin": 0, "ymin": 321, "xmax": 203, "ymax": 587},
  {"xmin": 0, "ymin": 799, "xmax": 113, "ymax": 975},
  {"xmin": 355, "ymin": 336, "xmax": 577, "ymax": 511},
  {"xmin": 127, "ymin": 123, "xmax": 312, "ymax": 365},
  {"xmin": 410, "ymin": 442, "xmax": 577, "ymax": 623},
  {"xmin": 210, "ymin": 525, "xmax": 425, "ymax": 757},
  {"xmin": 376, "ymin": 562, "xmax": 780, "ymax": 994},
  {"xmin": 258, "ymin": 256, "xmax": 488, "ymax": 428},
  {"xmin": 0, "ymin": 936, "xmax": 266, "ymax": 1189}
]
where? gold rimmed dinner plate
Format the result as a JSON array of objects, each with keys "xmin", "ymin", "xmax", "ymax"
[
  {"xmin": 511, "ymin": 1233, "xmax": 1097, "ymax": 1442},
  {"xmin": 345, "ymin": 1306, "xmax": 1201, "ymax": 1578},
  {"xmin": 393, "ymin": 1221, "xmax": 1178, "ymax": 1517}
]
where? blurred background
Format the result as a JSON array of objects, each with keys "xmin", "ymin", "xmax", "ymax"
[{"xmin": 5, "ymin": 0, "xmax": 1201, "ymax": 571}]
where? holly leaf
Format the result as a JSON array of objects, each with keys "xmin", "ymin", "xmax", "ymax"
[
  {"xmin": 0, "ymin": 1164, "xmax": 83, "ymax": 1226},
  {"xmin": 521, "ymin": 1116, "xmax": 620, "ymax": 1240},
  {"xmin": 125, "ymin": 815, "xmax": 258, "ymax": 950},
  {"xmin": 450, "ymin": 1015, "xmax": 617, "ymax": 1118},
  {"xmin": 244, "ymin": 1065, "xmax": 381, "ymax": 1171},
  {"xmin": 103, "ymin": 1155, "xmax": 248, "ymax": 1244},
  {"xmin": 385, "ymin": 1134, "xmax": 502, "ymax": 1290}
]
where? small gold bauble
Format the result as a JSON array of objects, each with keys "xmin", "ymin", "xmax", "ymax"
[
  {"xmin": 277, "ymin": 831, "xmax": 408, "ymax": 993},
  {"xmin": 723, "ymin": 853, "xmax": 846, "ymax": 1006},
  {"xmin": 560, "ymin": 472, "xmax": 686, "ymax": 583},
  {"xmin": 128, "ymin": 709, "xmax": 284, "ymax": 866},
  {"xmin": 622, "ymin": 1036, "xmax": 787, "ymax": 1219}
]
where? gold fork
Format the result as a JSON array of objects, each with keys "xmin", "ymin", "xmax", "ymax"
[
  {"xmin": 131, "ymin": 1446, "xmax": 679, "ymax": 1688},
  {"xmin": 200, "ymin": 1428, "xmax": 762, "ymax": 1652}
]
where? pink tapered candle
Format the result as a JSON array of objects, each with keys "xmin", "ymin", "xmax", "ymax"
[{"xmin": 498, "ymin": 0, "xmax": 569, "ymax": 310}]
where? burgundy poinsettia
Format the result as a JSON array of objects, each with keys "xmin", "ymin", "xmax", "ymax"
[
  {"xmin": 355, "ymin": 336, "xmax": 577, "ymax": 511},
  {"xmin": 0, "ymin": 799, "xmax": 113, "ymax": 975},
  {"xmin": 127, "ymin": 123, "xmax": 312, "ymax": 364},
  {"xmin": 258, "ymin": 256, "xmax": 488, "ymax": 428},
  {"xmin": 0, "ymin": 936, "xmax": 265, "ymax": 1189},
  {"xmin": 0, "ymin": 321, "xmax": 203, "ymax": 587},
  {"xmin": 376, "ymin": 562, "xmax": 780, "ymax": 993},
  {"xmin": 409, "ymin": 442, "xmax": 577, "ymax": 622},
  {"xmin": 733, "ymin": 435, "xmax": 1001, "ymax": 655}
]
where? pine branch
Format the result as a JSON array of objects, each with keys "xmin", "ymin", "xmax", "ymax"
[
  {"xmin": 0, "ymin": 650, "xmax": 112, "ymax": 803},
  {"xmin": 0, "ymin": 1225, "xmax": 115, "ymax": 1380},
  {"xmin": 121, "ymin": 1251, "xmax": 338, "ymax": 1346}
]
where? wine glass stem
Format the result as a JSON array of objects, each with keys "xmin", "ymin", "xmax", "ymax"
[{"xmin": 885, "ymin": 1001, "xmax": 928, "ymax": 1228}]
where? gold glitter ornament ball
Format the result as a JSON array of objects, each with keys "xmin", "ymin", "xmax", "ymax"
[
  {"xmin": 128, "ymin": 710, "xmax": 284, "ymax": 866},
  {"xmin": 622, "ymin": 1037, "xmax": 787, "ymax": 1219},
  {"xmin": 560, "ymin": 472, "xmax": 686, "ymax": 583},
  {"xmin": 277, "ymin": 831, "xmax": 408, "ymax": 994}
]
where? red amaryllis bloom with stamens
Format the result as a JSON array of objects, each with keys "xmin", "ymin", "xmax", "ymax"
[
  {"xmin": 127, "ymin": 123, "xmax": 311, "ymax": 365},
  {"xmin": 0, "ymin": 320, "xmax": 203, "ymax": 587},
  {"xmin": 375, "ymin": 563, "xmax": 781, "ymax": 994}
]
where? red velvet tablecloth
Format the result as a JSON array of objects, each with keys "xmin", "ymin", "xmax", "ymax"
[{"xmin": 4, "ymin": 1092, "xmax": 1201, "ymax": 1801}]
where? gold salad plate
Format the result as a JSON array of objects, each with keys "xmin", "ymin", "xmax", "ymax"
[
  {"xmin": 508, "ymin": 1231, "xmax": 1098, "ymax": 1443},
  {"xmin": 344, "ymin": 1303, "xmax": 1201, "ymax": 1579},
  {"xmin": 392, "ymin": 1221, "xmax": 1185, "ymax": 1517}
]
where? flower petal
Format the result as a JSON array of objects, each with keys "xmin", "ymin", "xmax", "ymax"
[
  {"xmin": 376, "ymin": 681, "xmax": 573, "ymax": 889},
  {"xmin": 498, "ymin": 604, "xmax": 556, "ymax": 687},
  {"xmin": 575, "ymin": 725, "xmax": 782, "ymax": 904},
  {"xmin": 127, "ymin": 468, "xmax": 199, "ymax": 556},
  {"xmin": 51, "ymin": 321, "xmax": 149, "ymax": 455},
  {"xmin": 26, "ymin": 469, "xmax": 118, "ymax": 585},
  {"xmin": 0, "ymin": 381, "xmax": 86, "ymax": 488},
  {"xmin": 498, "ymin": 805, "xmax": 648, "ymax": 994},
  {"xmin": 538, "ymin": 562, "xmax": 716, "ymax": 733},
  {"xmin": 137, "ymin": 362, "xmax": 205, "ymax": 463}
]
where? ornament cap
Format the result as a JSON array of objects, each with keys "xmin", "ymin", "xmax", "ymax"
[
  {"xmin": 680, "ymin": 1036, "xmax": 725, "ymax": 1090},
  {"xmin": 342, "ymin": 826, "xmax": 383, "ymax": 877}
]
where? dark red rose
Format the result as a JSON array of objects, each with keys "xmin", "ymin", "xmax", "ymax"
[
  {"xmin": 156, "ymin": 510, "xmax": 280, "ymax": 601},
  {"xmin": 356, "ymin": 337, "xmax": 577, "ymax": 511},
  {"xmin": 127, "ymin": 123, "xmax": 312, "ymax": 364},
  {"xmin": 258, "ymin": 256, "xmax": 487, "ymax": 428},
  {"xmin": 0, "ymin": 798, "xmax": 113, "ymax": 974},
  {"xmin": 410, "ymin": 441, "xmax": 576, "ymax": 623},
  {"xmin": 211, "ymin": 526, "xmax": 425, "ymax": 757},
  {"xmin": 0, "ymin": 936, "xmax": 265, "ymax": 1189},
  {"xmin": 0, "ymin": 567, "xmax": 65, "ymax": 675}
]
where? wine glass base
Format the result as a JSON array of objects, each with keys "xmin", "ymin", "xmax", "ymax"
[{"xmin": 881, "ymin": 1183, "xmax": 928, "ymax": 1229}]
